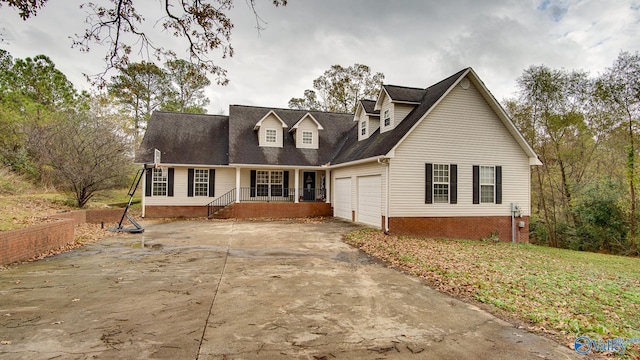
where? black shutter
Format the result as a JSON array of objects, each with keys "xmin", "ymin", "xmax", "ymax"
[
  {"xmin": 187, "ymin": 169, "xmax": 194, "ymax": 197},
  {"xmin": 209, "ymin": 169, "xmax": 215, "ymax": 197},
  {"xmin": 250, "ymin": 170, "xmax": 256, "ymax": 197},
  {"xmin": 495, "ymin": 166, "xmax": 502, "ymax": 204},
  {"xmin": 283, "ymin": 171, "xmax": 289, "ymax": 197},
  {"xmin": 167, "ymin": 168, "xmax": 175, "ymax": 197},
  {"xmin": 472, "ymin": 165, "xmax": 479, "ymax": 204},
  {"xmin": 450, "ymin": 164, "xmax": 457, "ymax": 204},
  {"xmin": 145, "ymin": 168, "xmax": 152, "ymax": 197},
  {"xmin": 425, "ymin": 163, "xmax": 433, "ymax": 204}
]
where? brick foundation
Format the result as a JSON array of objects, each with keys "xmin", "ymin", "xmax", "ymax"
[
  {"xmin": 144, "ymin": 206, "xmax": 209, "ymax": 218},
  {"xmin": 0, "ymin": 218, "xmax": 75, "ymax": 265},
  {"xmin": 144, "ymin": 203, "xmax": 333, "ymax": 219},
  {"xmin": 388, "ymin": 216, "xmax": 529, "ymax": 243}
]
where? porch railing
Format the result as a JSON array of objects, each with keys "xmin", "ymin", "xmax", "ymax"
[
  {"xmin": 207, "ymin": 188, "xmax": 236, "ymax": 217},
  {"xmin": 207, "ymin": 187, "xmax": 327, "ymax": 216}
]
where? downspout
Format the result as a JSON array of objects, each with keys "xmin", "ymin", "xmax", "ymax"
[{"xmin": 377, "ymin": 157, "xmax": 390, "ymax": 233}]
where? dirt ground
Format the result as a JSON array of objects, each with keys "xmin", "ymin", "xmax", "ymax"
[{"xmin": 0, "ymin": 219, "xmax": 581, "ymax": 359}]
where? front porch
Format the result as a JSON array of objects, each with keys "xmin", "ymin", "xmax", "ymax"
[{"xmin": 206, "ymin": 187, "xmax": 327, "ymax": 217}]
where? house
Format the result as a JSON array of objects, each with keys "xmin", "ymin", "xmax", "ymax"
[{"xmin": 135, "ymin": 68, "xmax": 541, "ymax": 242}]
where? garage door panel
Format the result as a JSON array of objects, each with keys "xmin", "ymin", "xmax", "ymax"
[
  {"xmin": 357, "ymin": 175, "xmax": 381, "ymax": 228},
  {"xmin": 334, "ymin": 178, "xmax": 351, "ymax": 220}
]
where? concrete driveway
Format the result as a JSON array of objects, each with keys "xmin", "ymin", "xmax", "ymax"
[{"xmin": 0, "ymin": 219, "xmax": 579, "ymax": 359}]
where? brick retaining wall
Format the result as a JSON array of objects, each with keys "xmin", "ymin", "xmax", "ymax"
[
  {"xmin": 0, "ymin": 208, "xmax": 128, "ymax": 266},
  {"xmin": 0, "ymin": 218, "xmax": 75, "ymax": 265}
]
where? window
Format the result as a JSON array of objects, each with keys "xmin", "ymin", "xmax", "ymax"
[
  {"xmin": 480, "ymin": 166, "xmax": 495, "ymax": 203},
  {"xmin": 426, "ymin": 163, "xmax": 457, "ymax": 204},
  {"xmin": 194, "ymin": 169, "xmax": 209, "ymax": 196},
  {"xmin": 360, "ymin": 120, "xmax": 367, "ymax": 136},
  {"xmin": 265, "ymin": 129, "xmax": 277, "ymax": 143},
  {"xmin": 256, "ymin": 170, "xmax": 283, "ymax": 197},
  {"xmin": 383, "ymin": 109, "xmax": 391, "ymax": 127},
  {"xmin": 152, "ymin": 168, "xmax": 167, "ymax": 196},
  {"xmin": 256, "ymin": 170, "xmax": 269, "ymax": 196},
  {"xmin": 433, "ymin": 164, "xmax": 449, "ymax": 203},
  {"xmin": 302, "ymin": 131, "xmax": 313, "ymax": 144}
]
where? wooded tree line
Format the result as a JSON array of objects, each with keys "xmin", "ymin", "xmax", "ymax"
[
  {"xmin": 0, "ymin": 49, "xmax": 210, "ymax": 207},
  {"xmin": 506, "ymin": 51, "xmax": 640, "ymax": 255}
]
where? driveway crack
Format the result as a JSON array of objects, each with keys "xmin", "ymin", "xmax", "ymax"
[{"xmin": 195, "ymin": 221, "xmax": 234, "ymax": 359}]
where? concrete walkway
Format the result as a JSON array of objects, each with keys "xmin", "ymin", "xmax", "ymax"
[{"xmin": 0, "ymin": 220, "xmax": 580, "ymax": 359}]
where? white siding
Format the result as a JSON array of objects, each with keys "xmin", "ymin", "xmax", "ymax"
[
  {"xmin": 258, "ymin": 115, "xmax": 284, "ymax": 147},
  {"xmin": 357, "ymin": 110, "xmax": 369, "ymax": 141},
  {"xmin": 332, "ymin": 162, "xmax": 387, "ymax": 218},
  {"xmin": 294, "ymin": 118, "xmax": 319, "ymax": 149},
  {"xmin": 379, "ymin": 94, "xmax": 393, "ymax": 133},
  {"xmin": 369, "ymin": 117, "xmax": 380, "ymax": 135},
  {"xmin": 390, "ymin": 78, "xmax": 531, "ymax": 217},
  {"xmin": 145, "ymin": 167, "xmax": 235, "ymax": 206},
  {"xmin": 393, "ymin": 103, "xmax": 416, "ymax": 127}
]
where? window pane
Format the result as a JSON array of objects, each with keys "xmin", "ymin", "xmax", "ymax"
[
  {"xmin": 432, "ymin": 164, "xmax": 449, "ymax": 203},
  {"xmin": 152, "ymin": 168, "xmax": 167, "ymax": 196},
  {"xmin": 481, "ymin": 185, "xmax": 494, "ymax": 203},
  {"xmin": 266, "ymin": 129, "xmax": 277, "ymax": 143},
  {"xmin": 194, "ymin": 169, "xmax": 209, "ymax": 196},
  {"xmin": 257, "ymin": 184, "xmax": 269, "ymax": 196},
  {"xmin": 433, "ymin": 184, "xmax": 449, "ymax": 203},
  {"xmin": 302, "ymin": 131, "xmax": 312, "ymax": 144},
  {"xmin": 479, "ymin": 166, "xmax": 495, "ymax": 203}
]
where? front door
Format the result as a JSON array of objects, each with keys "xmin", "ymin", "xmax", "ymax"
[{"xmin": 303, "ymin": 172, "xmax": 316, "ymax": 201}]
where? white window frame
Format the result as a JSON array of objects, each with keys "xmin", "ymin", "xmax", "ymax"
[
  {"xmin": 433, "ymin": 163, "xmax": 449, "ymax": 203},
  {"xmin": 265, "ymin": 129, "xmax": 277, "ymax": 143},
  {"xmin": 480, "ymin": 166, "xmax": 495, "ymax": 203},
  {"xmin": 360, "ymin": 120, "xmax": 367, "ymax": 136},
  {"xmin": 383, "ymin": 109, "xmax": 391, "ymax": 127},
  {"xmin": 194, "ymin": 169, "xmax": 209, "ymax": 197},
  {"xmin": 152, "ymin": 168, "xmax": 167, "ymax": 196},
  {"xmin": 302, "ymin": 131, "xmax": 313, "ymax": 145},
  {"xmin": 256, "ymin": 170, "xmax": 284, "ymax": 197}
]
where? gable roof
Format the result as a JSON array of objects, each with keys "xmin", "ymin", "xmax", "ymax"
[
  {"xmin": 228, "ymin": 105, "xmax": 354, "ymax": 166},
  {"xmin": 253, "ymin": 110, "xmax": 288, "ymax": 130},
  {"xmin": 360, "ymin": 99, "xmax": 379, "ymax": 115},
  {"xmin": 135, "ymin": 111, "xmax": 229, "ymax": 166},
  {"xmin": 331, "ymin": 68, "xmax": 467, "ymax": 165},
  {"xmin": 290, "ymin": 112, "xmax": 324, "ymax": 132}
]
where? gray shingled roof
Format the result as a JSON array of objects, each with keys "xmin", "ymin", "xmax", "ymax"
[
  {"xmin": 228, "ymin": 105, "xmax": 354, "ymax": 166},
  {"xmin": 360, "ymin": 99, "xmax": 379, "ymax": 115},
  {"xmin": 135, "ymin": 111, "xmax": 229, "ymax": 165},
  {"xmin": 383, "ymin": 84, "xmax": 427, "ymax": 103},
  {"xmin": 330, "ymin": 68, "xmax": 468, "ymax": 165},
  {"xmin": 136, "ymin": 68, "xmax": 470, "ymax": 168}
]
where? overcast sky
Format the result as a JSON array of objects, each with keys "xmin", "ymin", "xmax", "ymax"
[{"xmin": 1, "ymin": 0, "xmax": 639, "ymax": 114}]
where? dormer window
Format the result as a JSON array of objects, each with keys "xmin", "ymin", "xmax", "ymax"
[
  {"xmin": 383, "ymin": 109, "xmax": 391, "ymax": 127},
  {"xmin": 360, "ymin": 120, "xmax": 367, "ymax": 136},
  {"xmin": 254, "ymin": 110, "xmax": 287, "ymax": 147},
  {"xmin": 302, "ymin": 131, "xmax": 313, "ymax": 144},
  {"xmin": 266, "ymin": 129, "xmax": 277, "ymax": 143},
  {"xmin": 290, "ymin": 112, "xmax": 323, "ymax": 149}
]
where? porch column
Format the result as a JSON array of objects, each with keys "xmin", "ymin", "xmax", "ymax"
[
  {"xmin": 294, "ymin": 169, "xmax": 299, "ymax": 203},
  {"xmin": 325, "ymin": 169, "xmax": 331, "ymax": 203},
  {"xmin": 235, "ymin": 167, "xmax": 241, "ymax": 203}
]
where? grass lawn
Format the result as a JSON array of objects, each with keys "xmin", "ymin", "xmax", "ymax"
[{"xmin": 345, "ymin": 229, "xmax": 640, "ymax": 357}]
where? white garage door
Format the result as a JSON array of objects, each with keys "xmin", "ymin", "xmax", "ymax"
[
  {"xmin": 357, "ymin": 175, "xmax": 382, "ymax": 228},
  {"xmin": 334, "ymin": 178, "xmax": 352, "ymax": 221}
]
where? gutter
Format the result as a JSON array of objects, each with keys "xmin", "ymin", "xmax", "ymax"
[{"xmin": 377, "ymin": 157, "xmax": 391, "ymax": 233}]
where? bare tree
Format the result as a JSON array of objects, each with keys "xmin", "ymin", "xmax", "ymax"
[
  {"xmin": 0, "ymin": 0, "xmax": 287, "ymax": 85},
  {"xmin": 28, "ymin": 109, "xmax": 132, "ymax": 208}
]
